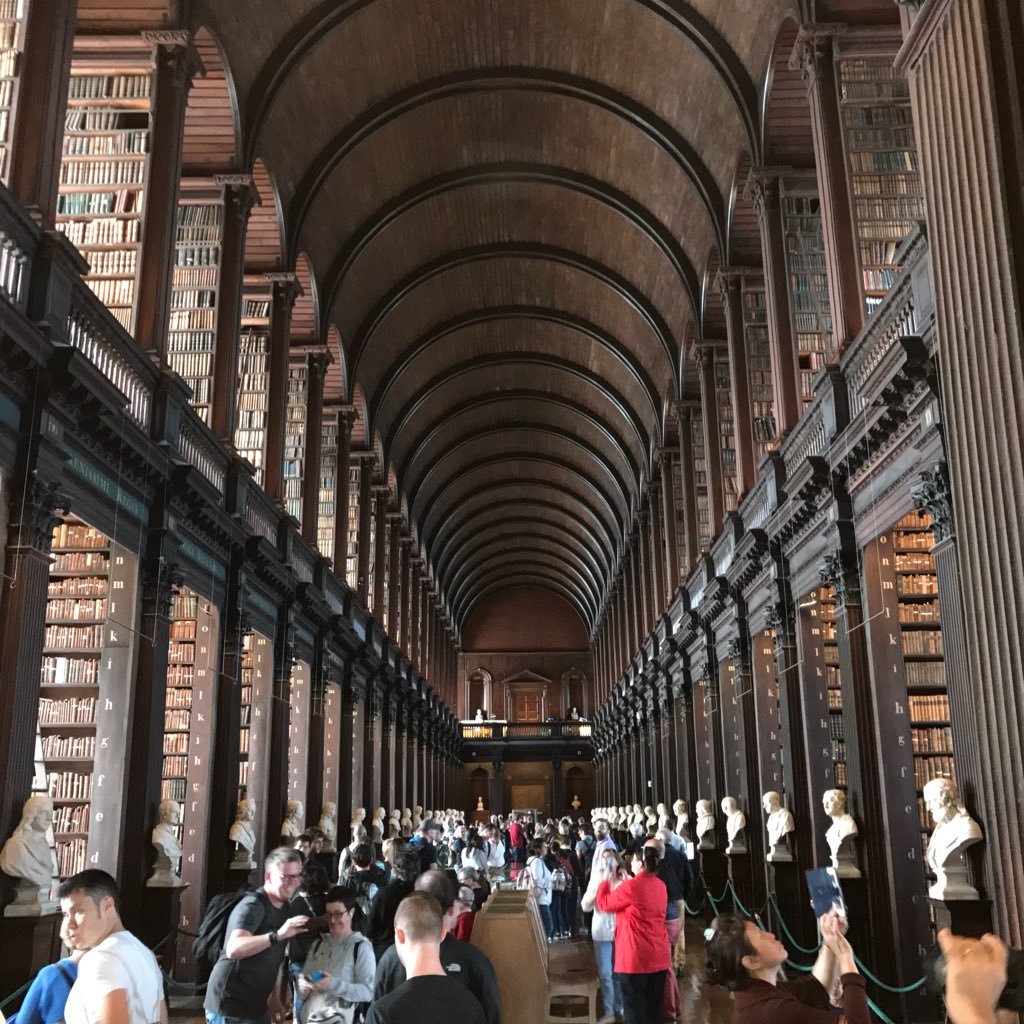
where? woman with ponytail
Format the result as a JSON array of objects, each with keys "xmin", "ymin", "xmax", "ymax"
[{"xmin": 594, "ymin": 839, "xmax": 670, "ymax": 1024}]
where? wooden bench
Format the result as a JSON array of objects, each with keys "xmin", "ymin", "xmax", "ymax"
[{"xmin": 471, "ymin": 890, "xmax": 599, "ymax": 1024}]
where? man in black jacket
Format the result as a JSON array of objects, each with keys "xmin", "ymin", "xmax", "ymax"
[
  {"xmin": 372, "ymin": 869, "xmax": 500, "ymax": 1024},
  {"xmin": 648, "ymin": 835, "xmax": 692, "ymax": 1021},
  {"xmin": 366, "ymin": 848, "xmax": 420, "ymax": 961}
]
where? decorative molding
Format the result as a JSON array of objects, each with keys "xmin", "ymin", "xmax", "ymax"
[
  {"xmin": 911, "ymin": 461, "xmax": 954, "ymax": 543},
  {"xmin": 11, "ymin": 478, "xmax": 70, "ymax": 551}
]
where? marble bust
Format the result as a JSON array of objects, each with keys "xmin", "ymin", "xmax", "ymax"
[
  {"xmin": 401, "ymin": 808, "xmax": 413, "ymax": 837},
  {"xmin": 280, "ymin": 800, "xmax": 304, "ymax": 840},
  {"xmin": 722, "ymin": 796, "xmax": 747, "ymax": 855},
  {"xmin": 229, "ymin": 798, "xmax": 257, "ymax": 869},
  {"xmin": 656, "ymin": 802, "xmax": 671, "ymax": 831},
  {"xmin": 0, "ymin": 794, "xmax": 57, "ymax": 916},
  {"xmin": 414, "ymin": 805, "xmax": 424, "ymax": 829},
  {"xmin": 823, "ymin": 789, "xmax": 861, "ymax": 878},
  {"xmin": 388, "ymin": 809, "xmax": 402, "ymax": 837},
  {"xmin": 673, "ymin": 798, "xmax": 691, "ymax": 842},
  {"xmin": 924, "ymin": 778, "xmax": 983, "ymax": 900},
  {"xmin": 696, "ymin": 799, "xmax": 717, "ymax": 850},
  {"xmin": 762, "ymin": 791, "xmax": 795, "ymax": 862},
  {"xmin": 371, "ymin": 806, "xmax": 386, "ymax": 843},
  {"xmin": 644, "ymin": 805, "xmax": 658, "ymax": 831},
  {"xmin": 350, "ymin": 806, "xmax": 366, "ymax": 835},
  {"xmin": 317, "ymin": 802, "xmax": 338, "ymax": 851},
  {"xmin": 147, "ymin": 799, "xmax": 183, "ymax": 887}
]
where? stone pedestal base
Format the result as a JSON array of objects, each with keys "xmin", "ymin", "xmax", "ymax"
[
  {"xmin": 0, "ymin": 913, "xmax": 63, "ymax": 1004},
  {"xmin": 138, "ymin": 884, "xmax": 187, "ymax": 971},
  {"xmin": 928, "ymin": 896, "xmax": 993, "ymax": 939}
]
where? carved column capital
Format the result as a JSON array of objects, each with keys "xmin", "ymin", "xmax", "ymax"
[
  {"xmin": 911, "ymin": 461, "xmax": 954, "ymax": 543},
  {"xmin": 10, "ymin": 478, "xmax": 70, "ymax": 551},
  {"xmin": 819, "ymin": 550, "xmax": 860, "ymax": 607}
]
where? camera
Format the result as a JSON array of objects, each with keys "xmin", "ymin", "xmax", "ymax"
[{"xmin": 922, "ymin": 945, "xmax": 1024, "ymax": 1011}]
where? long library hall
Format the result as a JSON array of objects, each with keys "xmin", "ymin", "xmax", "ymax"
[{"xmin": 0, "ymin": 2, "xmax": 1021, "ymax": 1024}]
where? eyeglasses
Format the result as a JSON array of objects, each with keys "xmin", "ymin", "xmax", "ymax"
[
  {"xmin": 278, "ymin": 871, "xmax": 303, "ymax": 881},
  {"xmin": 326, "ymin": 910, "xmax": 350, "ymax": 919}
]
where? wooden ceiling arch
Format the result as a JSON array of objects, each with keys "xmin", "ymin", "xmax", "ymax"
[
  {"xmin": 350, "ymin": 247, "xmax": 678, "ymax": 400},
  {"xmin": 448, "ymin": 549, "xmax": 602, "ymax": 623},
  {"xmin": 318, "ymin": 164, "xmax": 702, "ymax": 331},
  {"xmin": 426, "ymin": 487, "xmax": 620, "ymax": 574},
  {"xmin": 458, "ymin": 571, "xmax": 595, "ymax": 634},
  {"xmin": 419, "ymin": 452, "xmax": 627, "ymax": 549},
  {"xmin": 394, "ymin": 391, "xmax": 644, "ymax": 497},
  {"xmin": 239, "ymin": 0, "xmax": 762, "ymax": 162}
]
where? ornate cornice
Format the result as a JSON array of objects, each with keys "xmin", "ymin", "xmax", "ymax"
[{"xmin": 911, "ymin": 461, "xmax": 954, "ymax": 543}]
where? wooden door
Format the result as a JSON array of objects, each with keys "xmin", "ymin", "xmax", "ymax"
[
  {"xmin": 513, "ymin": 691, "xmax": 542, "ymax": 722},
  {"xmin": 511, "ymin": 783, "xmax": 547, "ymax": 812}
]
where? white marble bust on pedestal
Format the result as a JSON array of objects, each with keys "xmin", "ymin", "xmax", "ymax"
[
  {"xmin": 229, "ymin": 798, "xmax": 257, "ymax": 869},
  {"xmin": 280, "ymin": 800, "xmax": 304, "ymax": 841},
  {"xmin": 350, "ymin": 806, "xmax": 366, "ymax": 836},
  {"xmin": 673, "ymin": 799, "xmax": 691, "ymax": 842},
  {"xmin": 401, "ymin": 808, "xmax": 413, "ymax": 837},
  {"xmin": 644, "ymin": 805, "xmax": 658, "ymax": 832},
  {"xmin": 371, "ymin": 807, "xmax": 386, "ymax": 843},
  {"xmin": 147, "ymin": 799, "xmax": 183, "ymax": 887},
  {"xmin": 696, "ymin": 799, "xmax": 717, "ymax": 850},
  {"xmin": 0, "ymin": 794, "xmax": 57, "ymax": 916},
  {"xmin": 823, "ymin": 789, "xmax": 861, "ymax": 878},
  {"xmin": 388, "ymin": 809, "xmax": 402, "ymax": 837},
  {"xmin": 657, "ymin": 802, "xmax": 671, "ymax": 831},
  {"xmin": 317, "ymin": 802, "xmax": 338, "ymax": 851},
  {"xmin": 722, "ymin": 796, "xmax": 747, "ymax": 855},
  {"xmin": 924, "ymin": 778, "xmax": 983, "ymax": 900},
  {"xmin": 762, "ymin": 791, "xmax": 795, "ymax": 863}
]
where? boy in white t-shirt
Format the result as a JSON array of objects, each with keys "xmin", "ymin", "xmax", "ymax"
[{"xmin": 59, "ymin": 869, "xmax": 166, "ymax": 1024}]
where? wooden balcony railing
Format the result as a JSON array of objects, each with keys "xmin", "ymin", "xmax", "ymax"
[{"xmin": 460, "ymin": 720, "xmax": 594, "ymax": 741}]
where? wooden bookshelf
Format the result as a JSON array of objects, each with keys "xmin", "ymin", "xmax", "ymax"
[
  {"xmin": 56, "ymin": 52, "xmax": 154, "ymax": 333},
  {"xmin": 287, "ymin": 661, "xmax": 311, "ymax": 819},
  {"xmin": 0, "ymin": 0, "xmax": 26, "ymax": 182},
  {"xmin": 715, "ymin": 352, "xmax": 738, "ymax": 513},
  {"xmin": 837, "ymin": 55, "xmax": 924, "ymax": 317},
  {"xmin": 317, "ymin": 411, "xmax": 339, "ymax": 562},
  {"xmin": 893, "ymin": 511, "xmax": 954, "ymax": 851},
  {"xmin": 39, "ymin": 516, "xmax": 136, "ymax": 877},
  {"xmin": 168, "ymin": 181, "xmax": 223, "ymax": 425},
  {"xmin": 380, "ymin": 511, "xmax": 391, "ymax": 633},
  {"xmin": 365, "ymin": 487, "xmax": 377, "ymax": 612},
  {"xmin": 670, "ymin": 454, "xmax": 689, "ymax": 580},
  {"xmin": 742, "ymin": 281, "xmax": 777, "ymax": 459},
  {"xmin": 238, "ymin": 634, "xmax": 252, "ymax": 802},
  {"xmin": 345, "ymin": 460, "xmax": 360, "ymax": 589},
  {"xmin": 780, "ymin": 180, "xmax": 833, "ymax": 403},
  {"xmin": 284, "ymin": 360, "xmax": 307, "ymax": 523},
  {"xmin": 819, "ymin": 587, "xmax": 846, "ymax": 789},
  {"xmin": 691, "ymin": 408, "xmax": 711, "ymax": 551},
  {"xmin": 234, "ymin": 280, "xmax": 272, "ymax": 484},
  {"xmin": 240, "ymin": 631, "xmax": 273, "ymax": 837}
]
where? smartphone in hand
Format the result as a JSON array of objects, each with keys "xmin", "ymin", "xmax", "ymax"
[{"xmin": 805, "ymin": 866, "xmax": 847, "ymax": 921}]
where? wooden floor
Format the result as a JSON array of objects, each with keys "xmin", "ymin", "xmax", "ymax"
[{"xmin": 171, "ymin": 920, "xmax": 733, "ymax": 1024}]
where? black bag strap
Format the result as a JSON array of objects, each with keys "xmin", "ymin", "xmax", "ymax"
[{"xmin": 55, "ymin": 961, "xmax": 75, "ymax": 990}]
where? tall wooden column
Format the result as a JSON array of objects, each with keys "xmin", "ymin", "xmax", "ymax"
[
  {"xmin": 263, "ymin": 275, "xmax": 301, "ymax": 502},
  {"xmin": 134, "ymin": 33, "xmax": 202, "ymax": 359},
  {"xmin": 355, "ymin": 454, "xmax": 375, "ymax": 605},
  {"xmin": 716, "ymin": 269, "xmax": 757, "ymax": 490},
  {"xmin": 387, "ymin": 515, "xmax": 402, "ymax": 640},
  {"xmin": 791, "ymin": 28, "xmax": 864, "ymax": 354},
  {"xmin": 637, "ymin": 508, "xmax": 654, "ymax": 636},
  {"xmin": 300, "ymin": 351, "xmax": 330, "ymax": 543},
  {"xmin": 331, "ymin": 409, "xmax": 356, "ymax": 575},
  {"xmin": 371, "ymin": 486, "xmax": 389, "ymax": 615},
  {"xmin": 209, "ymin": 176, "xmax": 257, "ymax": 442},
  {"xmin": 674, "ymin": 402, "xmax": 700, "ymax": 574},
  {"xmin": 362, "ymin": 688, "xmax": 382, "ymax": 813},
  {"xmin": 399, "ymin": 538, "xmax": 413, "ymax": 655},
  {"xmin": 0, "ymin": 478, "xmax": 66, "ymax": 845},
  {"xmin": 380, "ymin": 692, "xmax": 396, "ymax": 813},
  {"xmin": 408, "ymin": 560, "xmax": 422, "ymax": 668},
  {"xmin": 648, "ymin": 476, "xmax": 667, "ymax": 616},
  {"xmin": 695, "ymin": 343, "xmax": 726, "ymax": 535},
  {"xmin": 659, "ymin": 451, "xmax": 679, "ymax": 602},
  {"xmin": 266, "ymin": 607, "xmax": 294, "ymax": 848},
  {"xmin": 5, "ymin": 0, "xmax": 75, "ymax": 228},
  {"xmin": 337, "ymin": 679, "xmax": 358, "ymax": 846},
  {"xmin": 899, "ymin": 0, "xmax": 1024, "ymax": 942},
  {"xmin": 394, "ymin": 702, "xmax": 408, "ymax": 813}
]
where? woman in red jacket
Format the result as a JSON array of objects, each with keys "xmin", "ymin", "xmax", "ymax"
[{"xmin": 595, "ymin": 844, "xmax": 670, "ymax": 1024}]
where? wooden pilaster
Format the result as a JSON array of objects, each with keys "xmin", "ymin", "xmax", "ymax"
[
  {"xmin": 300, "ymin": 351, "xmax": 329, "ymax": 543},
  {"xmin": 695, "ymin": 343, "xmax": 726, "ymax": 535},
  {"xmin": 716, "ymin": 269, "xmax": 757, "ymax": 490},
  {"xmin": 263, "ymin": 275, "xmax": 301, "ymax": 502}
]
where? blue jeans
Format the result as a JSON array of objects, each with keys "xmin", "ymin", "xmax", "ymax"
[
  {"xmin": 552, "ymin": 891, "xmax": 569, "ymax": 934},
  {"xmin": 205, "ymin": 1013, "xmax": 269, "ymax": 1024},
  {"xmin": 593, "ymin": 939, "xmax": 623, "ymax": 1016},
  {"xmin": 539, "ymin": 902, "xmax": 554, "ymax": 939}
]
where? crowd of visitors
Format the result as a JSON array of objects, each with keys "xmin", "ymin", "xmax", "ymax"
[{"xmin": 2, "ymin": 809, "xmax": 1014, "ymax": 1024}]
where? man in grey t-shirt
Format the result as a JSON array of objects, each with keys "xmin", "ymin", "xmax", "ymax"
[{"xmin": 204, "ymin": 847, "xmax": 309, "ymax": 1024}]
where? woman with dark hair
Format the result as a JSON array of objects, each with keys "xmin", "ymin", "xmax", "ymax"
[
  {"xmin": 296, "ymin": 885, "xmax": 376, "ymax": 1024},
  {"xmin": 594, "ymin": 843, "xmax": 669, "ymax": 1024},
  {"xmin": 704, "ymin": 910, "xmax": 869, "ymax": 1024}
]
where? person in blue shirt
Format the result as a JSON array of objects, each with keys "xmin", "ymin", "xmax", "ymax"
[{"xmin": 8, "ymin": 921, "xmax": 84, "ymax": 1024}]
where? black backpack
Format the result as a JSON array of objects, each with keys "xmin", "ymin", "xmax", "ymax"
[{"xmin": 193, "ymin": 888, "xmax": 260, "ymax": 966}]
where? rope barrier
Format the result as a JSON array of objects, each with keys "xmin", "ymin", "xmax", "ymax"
[
  {"xmin": 767, "ymin": 893, "xmax": 822, "ymax": 955},
  {"xmin": 867, "ymin": 995, "xmax": 903, "ymax": 1024},
  {"xmin": 854, "ymin": 955, "xmax": 926, "ymax": 994}
]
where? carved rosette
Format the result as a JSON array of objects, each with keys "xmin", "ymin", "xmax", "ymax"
[{"xmin": 911, "ymin": 461, "xmax": 955, "ymax": 544}]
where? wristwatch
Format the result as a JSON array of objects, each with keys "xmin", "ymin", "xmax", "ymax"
[{"xmin": 268, "ymin": 930, "xmax": 279, "ymax": 945}]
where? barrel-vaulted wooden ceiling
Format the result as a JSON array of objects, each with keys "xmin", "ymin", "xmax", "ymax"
[{"xmin": 93, "ymin": 0, "xmax": 895, "ymax": 639}]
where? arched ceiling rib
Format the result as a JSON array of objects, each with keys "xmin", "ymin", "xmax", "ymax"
[{"xmin": 196, "ymin": 0, "xmax": 791, "ymax": 635}]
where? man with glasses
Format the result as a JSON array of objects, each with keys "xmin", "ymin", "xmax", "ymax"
[{"xmin": 205, "ymin": 847, "xmax": 310, "ymax": 1024}]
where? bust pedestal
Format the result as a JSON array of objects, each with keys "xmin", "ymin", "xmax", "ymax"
[
  {"xmin": 3, "ymin": 878, "xmax": 56, "ymax": 917},
  {"xmin": 927, "ymin": 896, "xmax": 993, "ymax": 939},
  {"xmin": 0, "ymin": 912, "xmax": 63, "ymax": 1002},
  {"xmin": 139, "ymin": 884, "xmax": 187, "ymax": 972}
]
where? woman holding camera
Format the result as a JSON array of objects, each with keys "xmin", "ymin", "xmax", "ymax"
[
  {"xmin": 297, "ymin": 886, "xmax": 376, "ymax": 1024},
  {"xmin": 704, "ymin": 909, "xmax": 868, "ymax": 1023}
]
